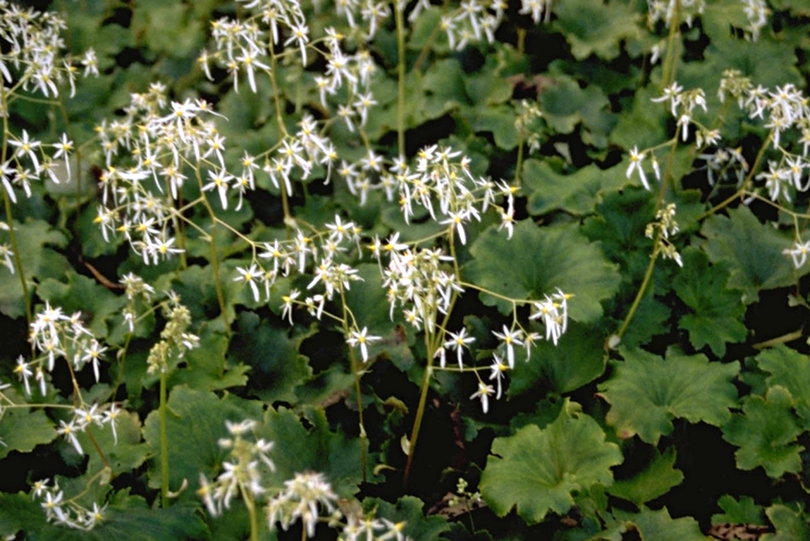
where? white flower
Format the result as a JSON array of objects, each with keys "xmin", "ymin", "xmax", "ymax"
[
  {"xmin": 785, "ymin": 240, "xmax": 810, "ymax": 269},
  {"xmin": 347, "ymin": 326, "xmax": 381, "ymax": 362},
  {"xmin": 235, "ymin": 264, "xmax": 261, "ymax": 302},
  {"xmin": 281, "ymin": 289, "xmax": 300, "ymax": 324},
  {"xmin": 489, "ymin": 355, "xmax": 508, "ymax": 400},
  {"xmin": 470, "ymin": 382, "xmax": 495, "ymax": 413},
  {"xmin": 443, "ymin": 328, "xmax": 475, "ymax": 369},
  {"xmin": 492, "ymin": 325, "xmax": 523, "ymax": 369},
  {"xmin": 626, "ymin": 147, "xmax": 649, "ymax": 190}
]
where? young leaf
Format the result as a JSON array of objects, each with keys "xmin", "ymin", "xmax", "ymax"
[
  {"xmin": 672, "ymin": 247, "xmax": 747, "ymax": 356},
  {"xmin": 762, "ymin": 504, "xmax": 810, "ymax": 541},
  {"xmin": 755, "ymin": 345, "xmax": 810, "ymax": 429},
  {"xmin": 608, "ymin": 447, "xmax": 684, "ymax": 507},
  {"xmin": 614, "ymin": 507, "xmax": 711, "ymax": 541},
  {"xmin": 712, "ymin": 495, "xmax": 767, "ymax": 525},
  {"xmin": 465, "ymin": 220, "xmax": 621, "ymax": 322},
  {"xmin": 598, "ymin": 348, "xmax": 739, "ymax": 444},
  {"xmin": 0, "ymin": 389, "xmax": 56, "ymax": 459},
  {"xmin": 508, "ymin": 321, "xmax": 607, "ymax": 397},
  {"xmin": 722, "ymin": 385, "xmax": 804, "ymax": 479},
  {"xmin": 480, "ymin": 401, "xmax": 622, "ymax": 524},
  {"xmin": 701, "ymin": 207, "xmax": 797, "ymax": 303}
]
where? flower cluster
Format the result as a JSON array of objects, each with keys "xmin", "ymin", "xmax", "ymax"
[
  {"xmin": 380, "ymin": 243, "xmax": 460, "ymax": 333},
  {"xmin": 645, "ymin": 203, "xmax": 682, "ymax": 267},
  {"xmin": 266, "ymin": 471, "xmax": 339, "ymax": 537},
  {"xmin": 718, "ymin": 70, "xmax": 810, "ymax": 204},
  {"xmin": 31, "ymin": 479, "xmax": 107, "ymax": 530},
  {"xmin": 199, "ymin": 420, "xmax": 411, "ymax": 540},
  {"xmin": 93, "ymin": 85, "xmax": 233, "ymax": 264},
  {"xmin": 145, "ymin": 292, "xmax": 199, "ymax": 375},
  {"xmin": 0, "ymin": 1, "xmax": 98, "ymax": 103},
  {"xmin": 0, "ymin": 302, "xmax": 123, "ymax": 530},
  {"xmin": 386, "ymin": 145, "xmax": 517, "ymax": 241},
  {"xmin": 0, "ymin": 2, "xmax": 98, "ymax": 206},
  {"xmin": 198, "ymin": 419, "xmax": 276, "ymax": 517},
  {"xmin": 19, "ymin": 302, "xmax": 103, "ymax": 392}
]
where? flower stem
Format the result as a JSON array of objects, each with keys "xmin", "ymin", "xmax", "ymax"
[
  {"xmin": 395, "ymin": 0, "xmax": 407, "ymax": 158},
  {"xmin": 160, "ymin": 369, "xmax": 169, "ymax": 508},
  {"xmin": 339, "ymin": 288, "xmax": 368, "ymax": 482},
  {"xmin": 403, "ymin": 331, "xmax": 434, "ymax": 487},
  {"xmin": 245, "ymin": 491, "xmax": 259, "ymax": 541},
  {"xmin": 615, "ymin": 243, "xmax": 661, "ymax": 342},
  {"xmin": 660, "ymin": 0, "xmax": 681, "ymax": 90},
  {"xmin": 194, "ymin": 167, "xmax": 231, "ymax": 336}
]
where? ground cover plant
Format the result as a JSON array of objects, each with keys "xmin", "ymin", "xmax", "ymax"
[{"xmin": 1, "ymin": 0, "xmax": 810, "ymax": 539}]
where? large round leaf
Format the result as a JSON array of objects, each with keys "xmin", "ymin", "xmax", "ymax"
[
  {"xmin": 464, "ymin": 220, "xmax": 620, "ymax": 322},
  {"xmin": 598, "ymin": 348, "xmax": 740, "ymax": 444},
  {"xmin": 480, "ymin": 402, "xmax": 622, "ymax": 523}
]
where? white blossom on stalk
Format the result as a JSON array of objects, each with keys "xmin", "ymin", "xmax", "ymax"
[
  {"xmin": 443, "ymin": 328, "xmax": 475, "ymax": 369},
  {"xmin": 236, "ymin": 264, "xmax": 262, "ymax": 302},
  {"xmin": 785, "ymin": 240, "xmax": 810, "ymax": 269},
  {"xmin": 489, "ymin": 355, "xmax": 508, "ymax": 400},
  {"xmin": 347, "ymin": 326, "xmax": 381, "ymax": 362},
  {"xmin": 493, "ymin": 325, "xmax": 523, "ymax": 369},
  {"xmin": 626, "ymin": 147, "xmax": 649, "ymax": 190},
  {"xmin": 470, "ymin": 382, "xmax": 495, "ymax": 413}
]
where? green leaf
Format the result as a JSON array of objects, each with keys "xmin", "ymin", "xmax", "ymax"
[
  {"xmin": 364, "ymin": 496, "xmax": 451, "ymax": 541},
  {"xmin": 761, "ymin": 504, "xmax": 810, "ymax": 541},
  {"xmin": 610, "ymin": 86, "xmax": 669, "ymax": 150},
  {"xmin": 344, "ymin": 263, "xmax": 413, "ymax": 369},
  {"xmin": 599, "ymin": 348, "xmax": 740, "ymax": 444},
  {"xmin": 37, "ymin": 271, "xmax": 127, "ymax": 341},
  {"xmin": 538, "ymin": 76, "xmax": 614, "ymax": 140},
  {"xmin": 755, "ymin": 345, "xmax": 810, "ymax": 429},
  {"xmin": 0, "ymin": 219, "xmax": 70, "ymax": 319},
  {"xmin": 722, "ymin": 385, "xmax": 804, "ymax": 479},
  {"xmin": 673, "ymin": 247, "xmax": 747, "ymax": 356},
  {"xmin": 508, "ymin": 321, "xmax": 606, "ymax": 397},
  {"xmin": 170, "ymin": 324, "xmax": 250, "ymax": 391},
  {"xmin": 472, "ymin": 104, "xmax": 520, "ymax": 150},
  {"xmin": 480, "ymin": 402, "xmax": 622, "ymax": 524},
  {"xmin": 615, "ymin": 507, "xmax": 710, "ymax": 541},
  {"xmin": 0, "ymin": 390, "xmax": 56, "ymax": 459},
  {"xmin": 582, "ymin": 189, "xmax": 656, "ymax": 281},
  {"xmin": 131, "ymin": 1, "xmax": 203, "ymax": 59},
  {"xmin": 143, "ymin": 387, "xmax": 259, "ymax": 501},
  {"xmin": 420, "ymin": 58, "xmax": 466, "ymax": 121},
  {"xmin": 712, "ymin": 495, "xmax": 767, "ymax": 525},
  {"xmin": 553, "ymin": 0, "xmax": 643, "ymax": 60},
  {"xmin": 701, "ymin": 207, "xmax": 795, "ymax": 304},
  {"xmin": 465, "ymin": 220, "xmax": 621, "ymax": 322},
  {"xmin": 523, "ymin": 159, "xmax": 629, "ymax": 216},
  {"xmin": 230, "ymin": 311, "xmax": 312, "ymax": 404},
  {"xmin": 0, "ymin": 492, "xmax": 41, "ymax": 538},
  {"xmin": 256, "ymin": 406, "xmax": 364, "ymax": 497},
  {"xmin": 608, "ymin": 447, "xmax": 684, "ymax": 507},
  {"xmin": 81, "ymin": 409, "xmax": 149, "ymax": 477}
]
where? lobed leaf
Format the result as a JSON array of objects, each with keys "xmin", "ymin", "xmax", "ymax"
[
  {"xmin": 673, "ymin": 247, "xmax": 747, "ymax": 356},
  {"xmin": 599, "ymin": 348, "xmax": 739, "ymax": 444},
  {"xmin": 480, "ymin": 402, "xmax": 622, "ymax": 524},
  {"xmin": 721, "ymin": 385, "xmax": 804, "ymax": 479},
  {"xmin": 465, "ymin": 220, "xmax": 621, "ymax": 322}
]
